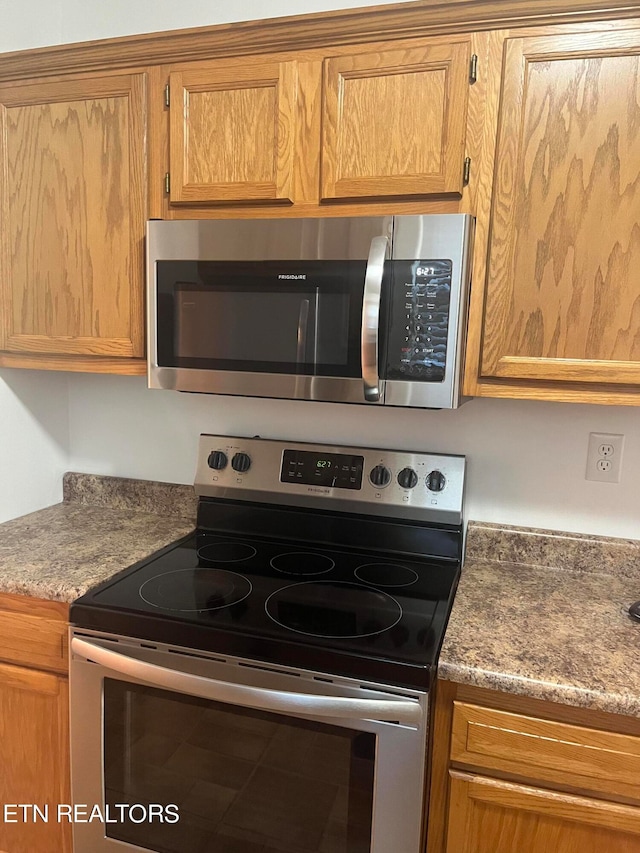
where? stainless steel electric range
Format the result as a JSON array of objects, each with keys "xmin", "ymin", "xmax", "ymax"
[{"xmin": 69, "ymin": 435, "xmax": 465, "ymax": 853}]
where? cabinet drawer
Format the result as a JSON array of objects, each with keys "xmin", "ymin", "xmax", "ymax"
[
  {"xmin": 0, "ymin": 602, "xmax": 68, "ymax": 674},
  {"xmin": 451, "ymin": 702, "xmax": 640, "ymax": 802}
]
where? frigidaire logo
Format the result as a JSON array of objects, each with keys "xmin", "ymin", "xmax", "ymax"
[{"xmin": 278, "ymin": 274, "xmax": 306, "ymax": 280}]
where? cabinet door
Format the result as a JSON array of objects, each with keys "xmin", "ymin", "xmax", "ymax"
[
  {"xmin": 481, "ymin": 30, "xmax": 640, "ymax": 386},
  {"xmin": 321, "ymin": 40, "xmax": 470, "ymax": 200},
  {"xmin": 447, "ymin": 772, "xmax": 640, "ymax": 853},
  {"xmin": 169, "ymin": 59, "xmax": 298, "ymax": 204},
  {"xmin": 0, "ymin": 73, "xmax": 146, "ymax": 363},
  {"xmin": 0, "ymin": 662, "xmax": 71, "ymax": 853}
]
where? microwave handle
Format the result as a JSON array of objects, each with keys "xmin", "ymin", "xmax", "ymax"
[
  {"xmin": 293, "ymin": 298, "xmax": 311, "ymax": 398},
  {"xmin": 361, "ymin": 236, "xmax": 388, "ymax": 402},
  {"xmin": 296, "ymin": 298, "xmax": 310, "ymax": 366},
  {"xmin": 71, "ymin": 637, "xmax": 421, "ymax": 726}
]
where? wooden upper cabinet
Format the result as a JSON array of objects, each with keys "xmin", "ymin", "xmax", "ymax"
[
  {"xmin": 0, "ymin": 73, "xmax": 147, "ymax": 368},
  {"xmin": 168, "ymin": 59, "xmax": 299, "ymax": 204},
  {"xmin": 164, "ymin": 37, "xmax": 473, "ymax": 211},
  {"xmin": 480, "ymin": 29, "xmax": 640, "ymax": 387},
  {"xmin": 321, "ymin": 40, "xmax": 471, "ymax": 200}
]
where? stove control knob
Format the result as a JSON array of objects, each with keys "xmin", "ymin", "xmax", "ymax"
[
  {"xmin": 369, "ymin": 464, "xmax": 391, "ymax": 488},
  {"xmin": 207, "ymin": 450, "xmax": 228, "ymax": 471},
  {"xmin": 397, "ymin": 467, "xmax": 418, "ymax": 489},
  {"xmin": 426, "ymin": 470, "xmax": 446, "ymax": 492},
  {"xmin": 231, "ymin": 452, "xmax": 252, "ymax": 473}
]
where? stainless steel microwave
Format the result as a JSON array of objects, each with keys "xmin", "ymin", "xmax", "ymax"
[{"xmin": 147, "ymin": 214, "xmax": 474, "ymax": 408}]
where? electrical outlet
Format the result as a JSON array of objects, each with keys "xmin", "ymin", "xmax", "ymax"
[{"xmin": 586, "ymin": 433, "xmax": 624, "ymax": 483}]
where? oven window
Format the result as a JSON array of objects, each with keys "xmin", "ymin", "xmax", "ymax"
[{"xmin": 104, "ymin": 679, "xmax": 375, "ymax": 853}]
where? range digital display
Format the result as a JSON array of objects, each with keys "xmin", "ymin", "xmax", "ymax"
[{"xmin": 281, "ymin": 450, "xmax": 364, "ymax": 490}]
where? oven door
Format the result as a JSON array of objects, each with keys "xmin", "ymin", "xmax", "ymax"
[{"xmin": 70, "ymin": 630, "xmax": 428, "ymax": 853}]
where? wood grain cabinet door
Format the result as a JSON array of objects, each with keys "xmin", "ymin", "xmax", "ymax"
[
  {"xmin": 481, "ymin": 29, "xmax": 640, "ymax": 387},
  {"xmin": 447, "ymin": 772, "xmax": 640, "ymax": 853},
  {"xmin": 169, "ymin": 59, "xmax": 299, "ymax": 204},
  {"xmin": 321, "ymin": 39, "xmax": 471, "ymax": 200},
  {"xmin": 0, "ymin": 73, "xmax": 146, "ymax": 362},
  {"xmin": 0, "ymin": 662, "xmax": 71, "ymax": 853}
]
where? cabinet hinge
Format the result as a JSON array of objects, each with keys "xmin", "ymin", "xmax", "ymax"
[
  {"xmin": 164, "ymin": 83, "xmax": 170, "ymax": 108},
  {"xmin": 463, "ymin": 157, "xmax": 471, "ymax": 186},
  {"xmin": 469, "ymin": 54, "xmax": 478, "ymax": 84},
  {"xmin": 164, "ymin": 173, "xmax": 170, "ymax": 194}
]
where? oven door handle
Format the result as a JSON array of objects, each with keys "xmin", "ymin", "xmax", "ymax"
[
  {"xmin": 361, "ymin": 235, "xmax": 388, "ymax": 403},
  {"xmin": 71, "ymin": 637, "xmax": 421, "ymax": 725}
]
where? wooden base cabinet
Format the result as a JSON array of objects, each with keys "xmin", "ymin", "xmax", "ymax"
[
  {"xmin": 428, "ymin": 683, "xmax": 640, "ymax": 853},
  {"xmin": 0, "ymin": 663, "xmax": 71, "ymax": 853},
  {"xmin": 0, "ymin": 594, "xmax": 71, "ymax": 853},
  {"xmin": 447, "ymin": 773, "xmax": 640, "ymax": 853}
]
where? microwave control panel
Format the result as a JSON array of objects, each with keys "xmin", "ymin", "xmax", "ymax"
[{"xmin": 385, "ymin": 259, "xmax": 452, "ymax": 382}]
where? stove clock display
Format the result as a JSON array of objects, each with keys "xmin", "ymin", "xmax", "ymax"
[{"xmin": 281, "ymin": 449, "xmax": 363, "ymax": 489}]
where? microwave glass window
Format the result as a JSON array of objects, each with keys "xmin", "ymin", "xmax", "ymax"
[
  {"xmin": 156, "ymin": 260, "xmax": 366, "ymax": 377},
  {"xmin": 175, "ymin": 289, "xmax": 349, "ymax": 365},
  {"xmin": 103, "ymin": 678, "xmax": 375, "ymax": 853}
]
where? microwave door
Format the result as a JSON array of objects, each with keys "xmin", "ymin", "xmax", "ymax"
[
  {"xmin": 151, "ymin": 245, "xmax": 386, "ymax": 403},
  {"xmin": 361, "ymin": 236, "xmax": 388, "ymax": 403}
]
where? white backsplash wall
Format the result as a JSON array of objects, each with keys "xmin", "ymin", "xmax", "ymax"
[
  {"xmin": 2, "ymin": 0, "xmax": 640, "ymax": 540},
  {"xmin": 0, "ymin": 371, "xmax": 69, "ymax": 523},
  {"xmin": 67, "ymin": 374, "xmax": 640, "ymax": 541}
]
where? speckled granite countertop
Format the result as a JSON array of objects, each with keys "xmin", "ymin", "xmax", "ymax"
[
  {"xmin": 3, "ymin": 480, "xmax": 639, "ymax": 718},
  {"xmin": 0, "ymin": 473, "xmax": 196, "ymax": 603},
  {"xmin": 439, "ymin": 521, "xmax": 640, "ymax": 718}
]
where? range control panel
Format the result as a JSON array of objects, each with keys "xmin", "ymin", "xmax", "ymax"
[{"xmin": 195, "ymin": 435, "xmax": 465, "ymax": 525}]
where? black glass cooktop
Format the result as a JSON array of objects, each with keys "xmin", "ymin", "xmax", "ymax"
[{"xmin": 72, "ymin": 522, "xmax": 460, "ymax": 689}]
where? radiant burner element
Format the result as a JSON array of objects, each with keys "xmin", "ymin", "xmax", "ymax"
[
  {"xmin": 140, "ymin": 568, "xmax": 252, "ymax": 612},
  {"xmin": 354, "ymin": 563, "xmax": 419, "ymax": 587},
  {"xmin": 196, "ymin": 540, "xmax": 257, "ymax": 563},
  {"xmin": 270, "ymin": 552, "xmax": 335, "ymax": 575},
  {"xmin": 265, "ymin": 581, "xmax": 402, "ymax": 638}
]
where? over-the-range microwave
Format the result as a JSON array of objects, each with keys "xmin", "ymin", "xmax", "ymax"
[{"xmin": 147, "ymin": 214, "xmax": 474, "ymax": 408}]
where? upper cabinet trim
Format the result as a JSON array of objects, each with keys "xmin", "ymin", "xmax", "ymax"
[{"xmin": 3, "ymin": 1, "xmax": 640, "ymax": 81}]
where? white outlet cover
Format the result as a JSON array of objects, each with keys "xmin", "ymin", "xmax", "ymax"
[{"xmin": 586, "ymin": 432, "xmax": 624, "ymax": 483}]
